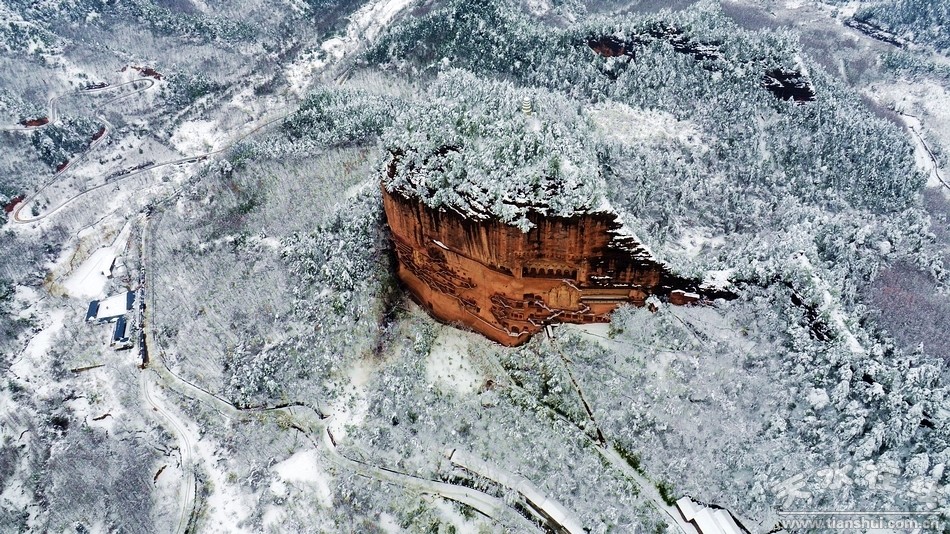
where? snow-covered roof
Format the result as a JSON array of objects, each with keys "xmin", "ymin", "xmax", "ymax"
[
  {"xmin": 96, "ymin": 291, "xmax": 133, "ymax": 321},
  {"xmin": 713, "ymin": 509, "xmax": 743, "ymax": 534},
  {"xmin": 85, "ymin": 301, "xmax": 100, "ymax": 322},
  {"xmin": 676, "ymin": 497, "xmax": 701, "ymax": 521},
  {"xmin": 112, "ymin": 316, "xmax": 129, "ymax": 342},
  {"xmin": 692, "ymin": 508, "xmax": 724, "ymax": 534}
]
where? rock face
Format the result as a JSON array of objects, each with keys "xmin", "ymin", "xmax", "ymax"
[{"xmin": 383, "ymin": 187, "xmax": 702, "ymax": 346}]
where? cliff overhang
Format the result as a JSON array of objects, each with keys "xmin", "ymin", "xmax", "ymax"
[{"xmin": 382, "ymin": 183, "xmax": 729, "ymax": 346}]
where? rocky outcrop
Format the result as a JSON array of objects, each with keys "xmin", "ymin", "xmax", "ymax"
[{"xmin": 383, "ymin": 187, "xmax": 714, "ymax": 346}]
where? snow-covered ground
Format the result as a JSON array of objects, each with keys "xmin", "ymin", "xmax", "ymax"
[
  {"xmin": 865, "ymin": 79, "xmax": 950, "ymax": 193},
  {"xmin": 193, "ymin": 436, "xmax": 259, "ymax": 533},
  {"xmin": 170, "ymin": 119, "xmax": 221, "ymax": 154},
  {"xmin": 61, "ymin": 219, "xmax": 134, "ymax": 299},
  {"xmin": 272, "ymin": 448, "xmax": 333, "ymax": 507},
  {"xmin": 9, "ymin": 308, "xmax": 66, "ymax": 381},
  {"xmin": 61, "ymin": 246, "xmax": 115, "ymax": 299},
  {"xmin": 285, "ymin": 0, "xmax": 415, "ymax": 95},
  {"xmin": 262, "ymin": 448, "xmax": 335, "ymax": 528},
  {"xmin": 427, "ymin": 328, "xmax": 483, "ymax": 396},
  {"xmin": 326, "ymin": 356, "xmax": 375, "ymax": 442},
  {"xmin": 587, "ymin": 100, "xmax": 706, "ymax": 151},
  {"xmin": 4, "ymin": 0, "xmax": 950, "ymax": 531}
]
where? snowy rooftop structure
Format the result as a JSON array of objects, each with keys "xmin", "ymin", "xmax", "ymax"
[
  {"xmin": 713, "ymin": 510, "xmax": 743, "ymax": 534},
  {"xmin": 676, "ymin": 496, "xmax": 747, "ymax": 534},
  {"xmin": 693, "ymin": 509, "xmax": 721, "ymax": 534},
  {"xmin": 111, "ymin": 316, "xmax": 133, "ymax": 350},
  {"xmin": 85, "ymin": 300, "xmax": 100, "ymax": 322},
  {"xmin": 112, "ymin": 316, "xmax": 128, "ymax": 343},
  {"xmin": 95, "ymin": 291, "xmax": 134, "ymax": 322},
  {"xmin": 676, "ymin": 496, "xmax": 701, "ymax": 521}
]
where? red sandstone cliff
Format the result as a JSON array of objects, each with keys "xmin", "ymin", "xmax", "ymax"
[{"xmin": 382, "ymin": 187, "xmax": 707, "ymax": 346}]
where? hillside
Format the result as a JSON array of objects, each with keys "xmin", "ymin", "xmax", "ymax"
[{"xmin": 0, "ymin": 0, "xmax": 948, "ymax": 532}]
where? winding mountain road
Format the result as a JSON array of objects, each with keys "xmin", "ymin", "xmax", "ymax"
[
  {"xmin": 138, "ymin": 205, "xmax": 536, "ymax": 532},
  {"xmin": 899, "ymin": 111, "xmax": 950, "ymax": 192},
  {"xmin": 0, "ymin": 78, "xmax": 154, "ymax": 132},
  {"xmin": 141, "ymin": 369, "xmax": 197, "ymax": 534},
  {"xmin": 10, "ymin": 93, "xmax": 291, "ymax": 224},
  {"xmin": 10, "ymin": 0, "xmax": 545, "ymax": 529},
  {"xmin": 6, "ymin": 79, "xmax": 155, "ymax": 222}
]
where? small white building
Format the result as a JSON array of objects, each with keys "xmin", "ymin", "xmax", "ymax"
[
  {"xmin": 676, "ymin": 496, "xmax": 746, "ymax": 534},
  {"xmin": 676, "ymin": 496, "xmax": 701, "ymax": 522},
  {"xmin": 713, "ymin": 509, "xmax": 743, "ymax": 534},
  {"xmin": 95, "ymin": 291, "xmax": 134, "ymax": 322}
]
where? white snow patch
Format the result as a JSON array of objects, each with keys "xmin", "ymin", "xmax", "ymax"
[
  {"xmin": 526, "ymin": 115, "xmax": 542, "ymax": 133},
  {"xmin": 349, "ymin": 0, "xmax": 414, "ymax": 43},
  {"xmin": 284, "ymin": 0, "xmax": 414, "ymax": 96},
  {"xmin": 427, "ymin": 329, "xmax": 481, "ymax": 395},
  {"xmin": 13, "ymin": 285, "xmax": 41, "ymax": 319},
  {"xmin": 326, "ymin": 357, "xmax": 374, "ymax": 441},
  {"xmin": 11, "ymin": 309, "xmax": 66, "ymax": 376},
  {"xmin": 673, "ymin": 227, "xmax": 725, "ymax": 259},
  {"xmin": 193, "ymin": 437, "xmax": 256, "ymax": 533},
  {"xmin": 285, "ymin": 49, "xmax": 332, "ymax": 96},
  {"xmin": 586, "ymin": 101, "xmax": 704, "ymax": 150},
  {"xmin": 55, "ymin": 217, "xmax": 132, "ymax": 299},
  {"xmin": 170, "ymin": 119, "xmax": 221, "ymax": 154},
  {"xmin": 273, "ymin": 448, "xmax": 333, "ymax": 507},
  {"xmin": 378, "ymin": 512, "xmax": 401, "ymax": 533},
  {"xmin": 807, "ymin": 388, "xmax": 830, "ymax": 411},
  {"xmin": 62, "ymin": 247, "xmax": 115, "ymax": 299},
  {"xmin": 702, "ymin": 269, "xmax": 734, "ymax": 290}
]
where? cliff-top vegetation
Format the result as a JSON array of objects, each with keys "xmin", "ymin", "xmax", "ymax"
[{"xmin": 382, "ymin": 70, "xmax": 604, "ymax": 231}]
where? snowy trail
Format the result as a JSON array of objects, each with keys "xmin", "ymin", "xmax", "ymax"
[
  {"xmin": 446, "ymin": 448, "xmax": 586, "ymax": 534},
  {"xmin": 312, "ymin": 422, "xmax": 532, "ymax": 526},
  {"xmin": 0, "ymin": 78, "xmax": 153, "ymax": 132},
  {"xmin": 141, "ymin": 370, "xmax": 197, "ymax": 534},
  {"xmin": 899, "ymin": 111, "xmax": 950, "ymax": 192}
]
